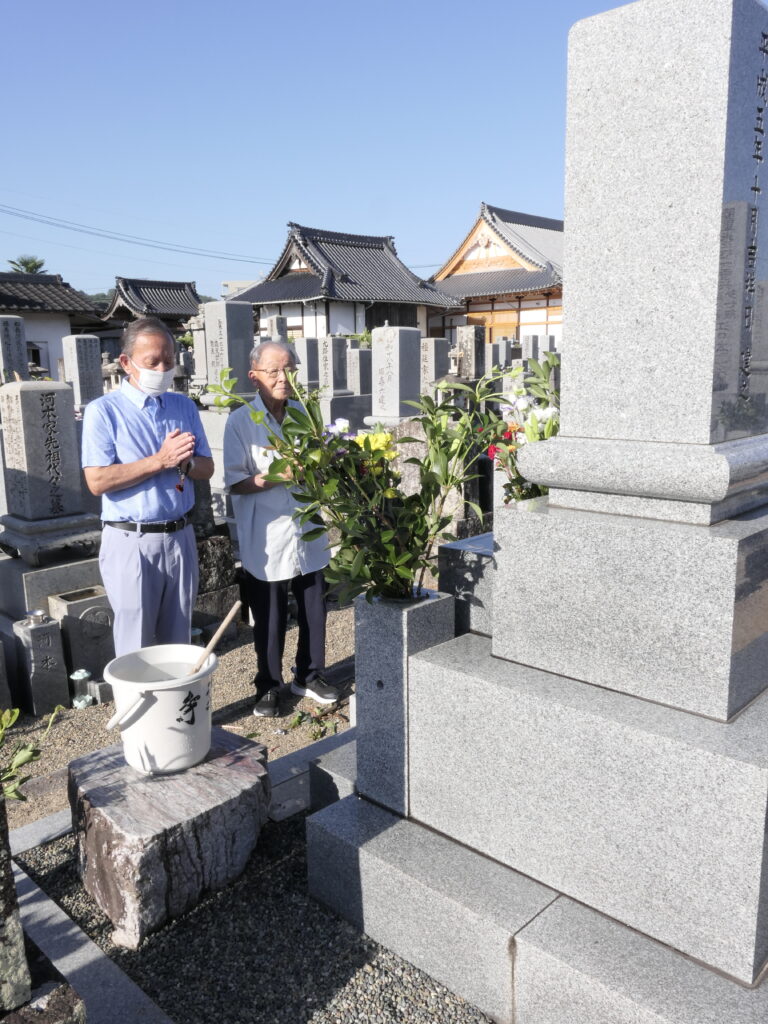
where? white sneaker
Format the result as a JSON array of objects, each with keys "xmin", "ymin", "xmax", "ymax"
[{"xmin": 290, "ymin": 676, "xmax": 340, "ymax": 705}]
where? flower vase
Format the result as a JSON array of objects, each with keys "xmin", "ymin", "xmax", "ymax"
[{"xmin": 354, "ymin": 589, "xmax": 455, "ymax": 816}]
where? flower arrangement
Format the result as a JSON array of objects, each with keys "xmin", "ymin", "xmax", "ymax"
[
  {"xmin": 212, "ymin": 352, "xmax": 559, "ymax": 602},
  {"xmin": 483, "ymin": 352, "xmax": 560, "ymax": 503}
]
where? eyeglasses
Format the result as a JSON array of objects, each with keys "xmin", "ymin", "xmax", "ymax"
[{"xmin": 255, "ymin": 368, "xmax": 292, "ymax": 379}]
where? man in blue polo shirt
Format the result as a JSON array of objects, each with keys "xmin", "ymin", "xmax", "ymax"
[{"xmin": 82, "ymin": 317, "xmax": 214, "ymax": 656}]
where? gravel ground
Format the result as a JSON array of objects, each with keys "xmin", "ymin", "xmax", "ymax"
[
  {"xmin": 8, "ymin": 599, "xmax": 494, "ymax": 1024},
  {"xmin": 17, "ymin": 818, "xmax": 492, "ymax": 1024}
]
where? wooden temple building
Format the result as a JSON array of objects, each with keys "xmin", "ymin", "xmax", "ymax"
[
  {"xmin": 230, "ymin": 222, "xmax": 458, "ymax": 337},
  {"xmin": 429, "ymin": 203, "xmax": 563, "ymax": 347}
]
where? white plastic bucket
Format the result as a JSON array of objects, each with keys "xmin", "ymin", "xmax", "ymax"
[{"xmin": 103, "ymin": 643, "xmax": 218, "ymax": 775}]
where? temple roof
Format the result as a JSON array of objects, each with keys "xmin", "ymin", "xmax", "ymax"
[
  {"xmin": 434, "ymin": 267, "xmax": 562, "ymax": 300},
  {"xmin": 103, "ymin": 277, "xmax": 202, "ymax": 322},
  {"xmin": 0, "ymin": 273, "xmax": 98, "ymax": 315},
  {"xmin": 232, "ymin": 223, "xmax": 459, "ymax": 309},
  {"xmin": 433, "ymin": 203, "xmax": 563, "ymax": 297}
]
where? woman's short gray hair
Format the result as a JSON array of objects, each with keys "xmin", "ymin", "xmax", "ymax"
[{"xmin": 249, "ymin": 340, "xmax": 297, "ymax": 368}]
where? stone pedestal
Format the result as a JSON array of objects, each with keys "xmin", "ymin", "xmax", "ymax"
[
  {"xmin": 69, "ymin": 728, "xmax": 271, "ymax": 948},
  {"xmin": 48, "ymin": 585, "xmax": 115, "ymax": 685},
  {"xmin": 12, "ymin": 612, "xmax": 70, "ymax": 716}
]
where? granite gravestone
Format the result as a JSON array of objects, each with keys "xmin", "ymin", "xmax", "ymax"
[
  {"xmin": 12, "ymin": 610, "xmax": 69, "ymax": 715},
  {"xmin": 194, "ymin": 301, "xmax": 252, "ymax": 393},
  {"xmin": 419, "ymin": 337, "xmax": 450, "ymax": 395},
  {"xmin": 0, "ymin": 316, "xmax": 29, "ymax": 384},
  {"xmin": 293, "ymin": 337, "xmax": 319, "ymax": 389},
  {"xmin": 265, "ymin": 315, "xmax": 288, "ymax": 341},
  {"xmin": 0, "ymin": 381, "xmax": 100, "ymax": 565},
  {"xmin": 62, "ymin": 334, "xmax": 102, "ymax": 407},
  {"xmin": 318, "ymin": 336, "xmax": 351, "ymax": 394},
  {"xmin": 308, "ymin": 0, "xmax": 768, "ymax": 1019},
  {"xmin": 347, "ymin": 347, "xmax": 372, "ymax": 395},
  {"xmin": 370, "ymin": 325, "xmax": 421, "ymax": 421},
  {"xmin": 456, "ymin": 324, "xmax": 485, "ymax": 378}
]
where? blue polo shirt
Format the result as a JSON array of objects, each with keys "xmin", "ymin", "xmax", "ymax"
[{"xmin": 82, "ymin": 379, "xmax": 212, "ymax": 522}]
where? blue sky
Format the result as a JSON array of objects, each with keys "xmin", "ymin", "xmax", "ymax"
[{"xmin": 3, "ymin": 0, "xmax": 632, "ymax": 298}]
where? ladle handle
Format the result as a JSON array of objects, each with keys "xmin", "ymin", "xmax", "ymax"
[{"xmin": 190, "ymin": 599, "xmax": 242, "ymax": 675}]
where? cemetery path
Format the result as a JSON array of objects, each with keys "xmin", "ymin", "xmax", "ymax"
[{"xmin": 6, "ymin": 604, "xmax": 356, "ymax": 831}]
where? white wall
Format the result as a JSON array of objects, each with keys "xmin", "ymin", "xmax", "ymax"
[{"xmin": 20, "ymin": 313, "xmax": 73, "ymax": 380}]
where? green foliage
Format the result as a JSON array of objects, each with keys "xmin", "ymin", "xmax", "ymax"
[
  {"xmin": 347, "ymin": 329, "xmax": 372, "ymax": 348},
  {"xmin": 1, "ymin": 705, "xmax": 63, "ymax": 801},
  {"xmin": 8, "ymin": 254, "xmax": 46, "ymax": 274},
  {"xmin": 209, "ymin": 355, "xmax": 559, "ymax": 602}
]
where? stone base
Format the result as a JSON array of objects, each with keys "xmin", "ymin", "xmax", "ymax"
[
  {"xmin": 408, "ymin": 632, "xmax": 768, "ymax": 984},
  {"xmin": 307, "ymin": 795, "xmax": 556, "ymax": 1024},
  {"xmin": 515, "ymin": 899, "xmax": 768, "ymax": 1024},
  {"xmin": 68, "ymin": 727, "xmax": 271, "ymax": 948},
  {"xmin": 493, "ymin": 497, "xmax": 768, "ymax": 720},
  {"xmin": 437, "ymin": 532, "xmax": 495, "ymax": 636},
  {"xmin": 0, "ymin": 513, "xmax": 101, "ymax": 568},
  {"xmin": 0, "ymin": 556, "xmax": 101, "ymax": 621},
  {"xmin": 309, "ymin": 735, "xmax": 357, "ymax": 812},
  {"xmin": 48, "ymin": 585, "xmax": 114, "ymax": 681}
]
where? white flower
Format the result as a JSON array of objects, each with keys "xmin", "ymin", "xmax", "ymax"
[
  {"xmin": 538, "ymin": 406, "xmax": 558, "ymax": 419},
  {"xmin": 334, "ymin": 418, "xmax": 350, "ymax": 433},
  {"xmin": 514, "ymin": 395, "xmax": 531, "ymax": 412}
]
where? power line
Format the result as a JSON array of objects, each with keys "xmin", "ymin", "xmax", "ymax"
[{"xmin": 0, "ymin": 204, "xmax": 275, "ymax": 265}]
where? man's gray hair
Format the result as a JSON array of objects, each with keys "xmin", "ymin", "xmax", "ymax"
[
  {"xmin": 249, "ymin": 340, "xmax": 297, "ymax": 368},
  {"xmin": 122, "ymin": 317, "xmax": 174, "ymax": 357}
]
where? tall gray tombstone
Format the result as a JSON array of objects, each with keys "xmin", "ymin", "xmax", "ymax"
[
  {"xmin": 0, "ymin": 382, "xmax": 100, "ymax": 565},
  {"xmin": 419, "ymin": 337, "xmax": 450, "ymax": 394},
  {"xmin": 490, "ymin": 0, "xmax": 768, "ymax": 1005},
  {"xmin": 62, "ymin": 334, "xmax": 102, "ymax": 407},
  {"xmin": 347, "ymin": 347, "xmax": 372, "ymax": 395},
  {"xmin": 370, "ymin": 325, "xmax": 422, "ymax": 421},
  {"xmin": 0, "ymin": 316, "xmax": 29, "ymax": 383},
  {"xmin": 194, "ymin": 301, "xmax": 253, "ymax": 393},
  {"xmin": 266, "ymin": 315, "xmax": 288, "ymax": 341},
  {"xmin": 293, "ymin": 337, "xmax": 319, "ymax": 389},
  {"xmin": 318, "ymin": 336, "xmax": 351, "ymax": 394},
  {"xmin": 307, "ymin": 1, "xmax": 768, "ymax": 1021},
  {"xmin": 456, "ymin": 324, "xmax": 485, "ymax": 378}
]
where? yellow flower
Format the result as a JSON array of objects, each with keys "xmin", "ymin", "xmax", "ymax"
[{"xmin": 353, "ymin": 431, "xmax": 398, "ymax": 460}]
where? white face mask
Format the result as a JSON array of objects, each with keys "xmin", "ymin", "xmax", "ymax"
[{"xmin": 129, "ymin": 358, "xmax": 175, "ymax": 397}]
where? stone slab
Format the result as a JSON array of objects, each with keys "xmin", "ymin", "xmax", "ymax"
[
  {"xmin": 354, "ymin": 591, "xmax": 454, "ymax": 815},
  {"xmin": 307, "ymin": 795, "xmax": 557, "ymax": 1024},
  {"xmin": 267, "ymin": 726, "xmax": 356, "ymax": 821},
  {"xmin": 493, "ymin": 496, "xmax": 768, "ymax": 721},
  {"xmin": 0, "ymin": 556, "xmax": 101, "ymax": 621},
  {"xmin": 437, "ymin": 532, "xmax": 495, "ymax": 636},
  {"xmin": 409, "ymin": 632, "xmax": 768, "ymax": 983},
  {"xmin": 309, "ymin": 735, "xmax": 357, "ymax": 811},
  {"xmin": 12, "ymin": 615, "xmax": 70, "ymax": 716},
  {"xmin": 68, "ymin": 727, "xmax": 271, "ymax": 947},
  {"xmin": 0, "ymin": 636, "xmax": 11, "ymax": 707},
  {"xmin": 515, "ymin": 898, "xmax": 768, "ymax": 1024},
  {"xmin": 13, "ymin": 865, "xmax": 174, "ymax": 1023}
]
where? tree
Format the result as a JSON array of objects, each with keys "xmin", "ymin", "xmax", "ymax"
[{"xmin": 7, "ymin": 255, "xmax": 46, "ymax": 274}]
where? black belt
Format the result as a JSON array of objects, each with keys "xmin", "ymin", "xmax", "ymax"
[{"xmin": 104, "ymin": 516, "xmax": 190, "ymax": 534}]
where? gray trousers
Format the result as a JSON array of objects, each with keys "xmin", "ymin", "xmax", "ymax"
[{"xmin": 99, "ymin": 524, "xmax": 199, "ymax": 657}]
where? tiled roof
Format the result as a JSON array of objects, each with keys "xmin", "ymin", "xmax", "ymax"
[
  {"xmin": 482, "ymin": 204, "xmax": 563, "ymax": 272},
  {"xmin": 434, "ymin": 268, "xmax": 561, "ymax": 300},
  {"xmin": 232, "ymin": 224, "xmax": 459, "ymax": 309},
  {"xmin": 0, "ymin": 273, "xmax": 98, "ymax": 314},
  {"xmin": 103, "ymin": 278, "xmax": 202, "ymax": 320}
]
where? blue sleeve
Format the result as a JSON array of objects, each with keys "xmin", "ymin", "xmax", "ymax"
[{"xmin": 81, "ymin": 399, "xmax": 116, "ymax": 468}]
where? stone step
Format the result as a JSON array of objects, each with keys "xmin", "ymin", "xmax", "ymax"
[
  {"xmin": 309, "ymin": 735, "xmax": 357, "ymax": 811},
  {"xmin": 408, "ymin": 632, "xmax": 768, "ymax": 984},
  {"xmin": 306, "ymin": 793, "xmax": 557, "ymax": 1024},
  {"xmin": 515, "ymin": 898, "xmax": 768, "ymax": 1024}
]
